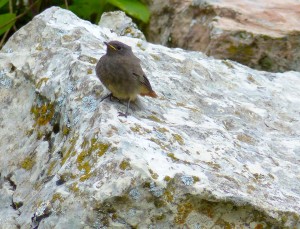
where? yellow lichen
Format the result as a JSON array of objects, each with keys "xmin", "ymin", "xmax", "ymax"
[
  {"xmin": 147, "ymin": 115, "xmax": 162, "ymax": 123},
  {"xmin": 36, "ymin": 77, "xmax": 49, "ymax": 89},
  {"xmin": 61, "ymin": 135, "xmax": 79, "ymax": 166},
  {"xmin": 62, "ymin": 125, "xmax": 70, "ymax": 136},
  {"xmin": 51, "ymin": 193, "xmax": 64, "ymax": 203},
  {"xmin": 68, "ymin": 182, "xmax": 80, "ymax": 194},
  {"xmin": 77, "ymin": 151, "xmax": 92, "ymax": 181},
  {"xmin": 47, "ymin": 161, "xmax": 56, "ymax": 176},
  {"xmin": 35, "ymin": 44, "xmax": 43, "ymax": 51},
  {"xmin": 87, "ymin": 68, "xmax": 93, "ymax": 74},
  {"xmin": 151, "ymin": 214, "xmax": 166, "ymax": 221},
  {"xmin": 26, "ymin": 128, "xmax": 34, "ymax": 136},
  {"xmin": 164, "ymin": 176, "xmax": 171, "ymax": 182},
  {"xmin": 193, "ymin": 176, "xmax": 200, "ymax": 183},
  {"xmin": 149, "ymin": 138, "xmax": 168, "ymax": 150},
  {"xmin": 31, "ymin": 102, "xmax": 55, "ymax": 126},
  {"xmin": 167, "ymin": 153, "xmax": 179, "ymax": 162},
  {"xmin": 149, "ymin": 169, "xmax": 159, "ymax": 180},
  {"xmin": 119, "ymin": 160, "xmax": 131, "ymax": 170},
  {"xmin": 20, "ymin": 156, "xmax": 35, "ymax": 170},
  {"xmin": 174, "ymin": 202, "xmax": 193, "ymax": 224},
  {"xmin": 172, "ymin": 133, "xmax": 184, "ymax": 145},
  {"xmin": 88, "ymin": 57, "xmax": 97, "ymax": 64},
  {"xmin": 130, "ymin": 124, "xmax": 142, "ymax": 133},
  {"xmin": 97, "ymin": 143, "xmax": 111, "ymax": 157},
  {"xmin": 164, "ymin": 190, "xmax": 174, "ymax": 202},
  {"xmin": 156, "ymin": 127, "xmax": 169, "ymax": 133}
]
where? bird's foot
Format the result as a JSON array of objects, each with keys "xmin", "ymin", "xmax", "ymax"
[{"xmin": 118, "ymin": 112, "xmax": 129, "ymax": 118}]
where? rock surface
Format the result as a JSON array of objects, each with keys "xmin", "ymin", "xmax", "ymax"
[
  {"xmin": 99, "ymin": 11, "xmax": 146, "ymax": 40},
  {"xmin": 0, "ymin": 6, "xmax": 300, "ymax": 228},
  {"xmin": 145, "ymin": 0, "xmax": 300, "ymax": 72}
]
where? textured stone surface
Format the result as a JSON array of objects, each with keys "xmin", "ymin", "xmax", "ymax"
[
  {"xmin": 99, "ymin": 11, "xmax": 146, "ymax": 40},
  {"xmin": 145, "ymin": 0, "xmax": 300, "ymax": 72},
  {"xmin": 0, "ymin": 7, "xmax": 300, "ymax": 228}
]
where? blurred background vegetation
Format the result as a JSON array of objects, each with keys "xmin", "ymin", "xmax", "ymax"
[{"xmin": 0, "ymin": 0, "xmax": 150, "ymax": 48}]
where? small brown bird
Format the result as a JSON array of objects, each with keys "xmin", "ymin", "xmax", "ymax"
[{"xmin": 96, "ymin": 40, "xmax": 157, "ymax": 117}]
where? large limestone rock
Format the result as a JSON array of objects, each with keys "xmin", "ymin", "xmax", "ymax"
[
  {"xmin": 145, "ymin": 0, "xmax": 300, "ymax": 72},
  {"xmin": 98, "ymin": 11, "xmax": 146, "ymax": 40},
  {"xmin": 0, "ymin": 7, "xmax": 300, "ymax": 228}
]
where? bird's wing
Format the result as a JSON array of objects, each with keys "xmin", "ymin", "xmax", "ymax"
[
  {"xmin": 132, "ymin": 72, "xmax": 153, "ymax": 91},
  {"xmin": 127, "ymin": 57, "xmax": 153, "ymax": 91}
]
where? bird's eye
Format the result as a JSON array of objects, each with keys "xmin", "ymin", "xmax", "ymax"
[{"xmin": 116, "ymin": 46, "xmax": 122, "ymax": 50}]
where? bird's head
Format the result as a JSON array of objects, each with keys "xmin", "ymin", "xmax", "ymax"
[{"xmin": 104, "ymin": 41, "xmax": 132, "ymax": 56}]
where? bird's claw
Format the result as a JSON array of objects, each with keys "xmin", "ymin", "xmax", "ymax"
[{"xmin": 118, "ymin": 112, "xmax": 129, "ymax": 118}]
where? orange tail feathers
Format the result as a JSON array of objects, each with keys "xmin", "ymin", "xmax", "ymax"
[{"xmin": 140, "ymin": 90, "xmax": 158, "ymax": 98}]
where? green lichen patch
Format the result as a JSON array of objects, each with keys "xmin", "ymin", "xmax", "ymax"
[
  {"xmin": 61, "ymin": 135, "xmax": 79, "ymax": 166},
  {"xmin": 149, "ymin": 137, "xmax": 169, "ymax": 150},
  {"xmin": 172, "ymin": 133, "xmax": 184, "ymax": 145},
  {"xmin": 258, "ymin": 55, "xmax": 273, "ymax": 71},
  {"xmin": 151, "ymin": 214, "xmax": 166, "ymax": 222},
  {"xmin": 76, "ymin": 149, "xmax": 92, "ymax": 181},
  {"xmin": 68, "ymin": 182, "xmax": 80, "ymax": 194},
  {"xmin": 153, "ymin": 198, "xmax": 166, "ymax": 208},
  {"xmin": 175, "ymin": 197, "xmax": 280, "ymax": 227},
  {"xmin": 81, "ymin": 137, "xmax": 111, "ymax": 157},
  {"xmin": 62, "ymin": 125, "xmax": 70, "ymax": 136},
  {"xmin": 87, "ymin": 68, "xmax": 93, "ymax": 74},
  {"xmin": 155, "ymin": 127, "xmax": 169, "ymax": 133},
  {"xmin": 149, "ymin": 169, "xmax": 159, "ymax": 180},
  {"xmin": 227, "ymin": 44, "xmax": 254, "ymax": 59},
  {"xmin": 192, "ymin": 176, "xmax": 200, "ymax": 183},
  {"xmin": 130, "ymin": 124, "xmax": 151, "ymax": 134},
  {"xmin": 167, "ymin": 153, "xmax": 179, "ymax": 162},
  {"xmin": 31, "ymin": 102, "xmax": 55, "ymax": 126},
  {"xmin": 164, "ymin": 176, "xmax": 172, "ymax": 182},
  {"xmin": 47, "ymin": 160, "xmax": 57, "ymax": 176},
  {"xmin": 51, "ymin": 193, "xmax": 64, "ymax": 203},
  {"xmin": 147, "ymin": 115, "xmax": 162, "ymax": 123},
  {"xmin": 20, "ymin": 156, "xmax": 36, "ymax": 170},
  {"xmin": 163, "ymin": 189, "xmax": 174, "ymax": 203},
  {"xmin": 76, "ymin": 137, "xmax": 112, "ymax": 181},
  {"xmin": 35, "ymin": 44, "xmax": 43, "ymax": 51},
  {"xmin": 26, "ymin": 128, "xmax": 34, "ymax": 136},
  {"xmin": 174, "ymin": 201, "xmax": 193, "ymax": 224},
  {"xmin": 119, "ymin": 160, "xmax": 131, "ymax": 170},
  {"xmin": 215, "ymin": 218, "xmax": 234, "ymax": 228},
  {"xmin": 35, "ymin": 77, "xmax": 49, "ymax": 89},
  {"xmin": 205, "ymin": 161, "xmax": 221, "ymax": 171}
]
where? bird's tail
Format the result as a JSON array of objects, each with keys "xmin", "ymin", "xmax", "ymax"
[{"xmin": 140, "ymin": 90, "xmax": 158, "ymax": 98}]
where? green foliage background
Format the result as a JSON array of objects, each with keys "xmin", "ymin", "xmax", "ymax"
[{"xmin": 0, "ymin": 0, "xmax": 150, "ymax": 48}]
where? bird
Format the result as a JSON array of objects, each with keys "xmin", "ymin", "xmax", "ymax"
[{"xmin": 96, "ymin": 40, "xmax": 157, "ymax": 117}]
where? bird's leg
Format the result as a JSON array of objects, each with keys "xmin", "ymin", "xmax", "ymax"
[
  {"xmin": 118, "ymin": 99, "xmax": 130, "ymax": 117},
  {"xmin": 100, "ymin": 93, "xmax": 122, "ymax": 103},
  {"xmin": 100, "ymin": 93, "xmax": 113, "ymax": 102}
]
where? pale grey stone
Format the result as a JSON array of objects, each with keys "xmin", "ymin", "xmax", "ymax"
[{"xmin": 0, "ymin": 6, "xmax": 299, "ymax": 229}]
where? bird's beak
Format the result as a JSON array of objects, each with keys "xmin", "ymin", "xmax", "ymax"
[{"xmin": 104, "ymin": 42, "xmax": 117, "ymax": 51}]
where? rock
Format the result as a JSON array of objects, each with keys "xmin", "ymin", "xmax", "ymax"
[
  {"xmin": 145, "ymin": 0, "xmax": 300, "ymax": 72},
  {"xmin": 99, "ymin": 11, "xmax": 146, "ymax": 40},
  {"xmin": 0, "ymin": 6, "xmax": 300, "ymax": 228}
]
